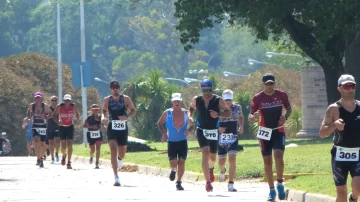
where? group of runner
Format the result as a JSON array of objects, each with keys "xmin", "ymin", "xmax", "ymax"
[{"xmin": 22, "ymin": 72, "xmax": 360, "ymax": 202}]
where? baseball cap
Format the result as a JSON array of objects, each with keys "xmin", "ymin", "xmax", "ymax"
[
  {"xmin": 34, "ymin": 92, "xmax": 43, "ymax": 98},
  {"xmin": 338, "ymin": 74, "xmax": 356, "ymax": 86},
  {"xmin": 262, "ymin": 73, "xmax": 275, "ymax": 83},
  {"xmin": 222, "ymin": 89, "xmax": 233, "ymax": 100},
  {"xmin": 110, "ymin": 81, "xmax": 120, "ymax": 88},
  {"xmin": 63, "ymin": 94, "xmax": 72, "ymax": 101},
  {"xmin": 2, "ymin": 132, "xmax": 6, "ymax": 136},
  {"xmin": 200, "ymin": 79, "xmax": 213, "ymax": 87},
  {"xmin": 171, "ymin": 93, "xmax": 182, "ymax": 101}
]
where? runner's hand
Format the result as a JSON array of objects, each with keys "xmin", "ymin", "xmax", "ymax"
[
  {"xmin": 238, "ymin": 127, "xmax": 243, "ymax": 134},
  {"xmin": 119, "ymin": 116, "xmax": 127, "ymax": 121},
  {"xmin": 209, "ymin": 110, "xmax": 219, "ymax": 118},
  {"xmin": 253, "ymin": 111, "xmax": 260, "ymax": 120},
  {"xmin": 334, "ymin": 119, "xmax": 345, "ymax": 131},
  {"xmin": 101, "ymin": 117, "xmax": 108, "ymax": 125},
  {"xmin": 188, "ymin": 117, "xmax": 194, "ymax": 126},
  {"xmin": 184, "ymin": 129, "xmax": 190, "ymax": 136},
  {"xmin": 278, "ymin": 115, "xmax": 286, "ymax": 125},
  {"xmin": 161, "ymin": 133, "xmax": 168, "ymax": 142},
  {"xmin": 219, "ymin": 127, "xmax": 226, "ymax": 133}
]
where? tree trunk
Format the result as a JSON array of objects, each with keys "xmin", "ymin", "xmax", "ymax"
[
  {"xmin": 322, "ymin": 66, "xmax": 343, "ymax": 104},
  {"xmin": 345, "ymin": 31, "xmax": 360, "ymax": 100}
]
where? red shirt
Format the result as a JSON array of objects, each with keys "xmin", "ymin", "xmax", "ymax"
[
  {"xmin": 59, "ymin": 103, "xmax": 75, "ymax": 126},
  {"xmin": 250, "ymin": 90, "xmax": 291, "ymax": 132}
]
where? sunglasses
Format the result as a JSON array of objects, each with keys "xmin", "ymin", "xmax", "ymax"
[
  {"xmin": 341, "ymin": 84, "xmax": 356, "ymax": 90},
  {"xmin": 51, "ymin": 100, "xmax": 57, "ymax": 102},
  {"xmin": 201, "ymin": 89, "xmax": 212, "ymax": 93},
  {"xmin": 111, "ymin": 86, "xmax": 120, "ymax": 90},
  {"xmin": 224, "ymin": 99, "xmax": 232, "ymax": 101}
]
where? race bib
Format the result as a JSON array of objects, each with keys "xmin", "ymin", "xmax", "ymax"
[
  {"xmin": 220, "ymin": 133, "xmax": 237, "ymax": 144},
  {"xmin": 203, "ymin": 129, "xmax": 218, "ymax": 140},
  {"xmin": 112, "ymin": 120, "xmax": 126, "ymax": 130},
  {"xmin": 36, "ymin": 128, "xmax": 47, "ymax": 136},
  {"xmin": 256, "ymin": 126, "xmax": 272, "ymax": 141},
  {"xmin": 335, "ymin": 147, "xmax": 359, "ymax": 162},
  {"xmin": 90, "ymin": 131, "xmax": 101, "ymax": 139}
]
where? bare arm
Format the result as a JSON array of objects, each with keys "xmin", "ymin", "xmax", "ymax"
[
  {"xmin": 218, "ymin": 98, "xmax": 231, "ymax": 118},
  {"xmin": 188, "ymin": 96, "xmax": 197, "ymax": 117},
  {"xmin": 125, "ymin": 96, "xmax": 136, "ymax": 118},
  {"xmin": 44, "ymin": 104, "xmax": 53, "ymax": 119},
  {"xmin": 53, "ymin": 105, "xmax": 60, "ymax": 117},
  {"xmin": 74, "ymin": 105, "xmax": 80, "ymax": 120},
  {"xmin": 156, "ymin": 111, "xmax": 168, "ymax": 135},
  {"xmin": 284, "ymin": 108, "xmax": 292, "ymax": 120},
  {"xmin": 239, "ymin": 113, "xmax": 244, "ymax": 130},
  {"xmin": 319, "ymin": 104, "xmax": 337, "ymax": 138},
  {"xmin": 22, "ymin": 119, "xmax": 28, "ymax": 129},
  {"xmin": 102, "ymin": 97, "xmax": 109, "ymax": 119}
]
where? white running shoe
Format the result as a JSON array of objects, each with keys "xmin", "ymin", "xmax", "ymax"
[
  {"xmin": 218, "ymin": 166, "xmax": 226, "ymax": 182},
  {"xmin": 114, "ymin": 176, "xmax": 121, "ymax": 186},
  {"xmin": 228, "ymin": 183, "xmax": 237, "ymax": 192}
]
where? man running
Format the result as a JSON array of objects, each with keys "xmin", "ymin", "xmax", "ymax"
[
  {"xmin": 27, "ymin": 92, "xmax": 53, "ymax": 168},
  {"xmin": 248, "ymin": 73, "xmax": 291, "ymax": 201},
  {"xmin": 101, "ymin": 81, "xmax": 136, "ymax": 186},
  {"xmin": 53, "ymin": 94, "xmax": 80, "ymax": 169},
  {"xmin": 217, "ymin": 89, "xmax": 244, "ymax": 192},
  {"xmin": 319, "ymin": 74, "xmax": 360, "ymax": 202},
  {"xmin": 47, "ymin": 96, "xmax": 60, "ymax": 163},
  {"xmin": 84, "ymin": 104, "xmax": 103, "ymax": 169},
  {"xmin": 157, "ymin": 93, "xmax": 194, "ymax": 190},
  {"xmin": 188, "ymin": 79, "xmax": 231, "ymax": 192},
  {"xmin": 22, "ymin": 117, "xmax": 34, "ymax": 156}
]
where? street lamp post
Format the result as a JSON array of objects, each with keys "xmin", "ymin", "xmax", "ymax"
[
  {"xmin": 56, "ymin": 0, "xmax": 62, "ymax": 103},
  {"xmin": 80, "ymin": 0, "xmax": 87, "ymax": 146},
  {"xmin": 223, "ymin": 71, "xmax": 249, "ymax": 78}
]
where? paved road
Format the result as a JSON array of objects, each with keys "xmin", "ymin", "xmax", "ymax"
[{"xmin": 0, "ymin": 157, "xmax": 288, "ymax": 202}]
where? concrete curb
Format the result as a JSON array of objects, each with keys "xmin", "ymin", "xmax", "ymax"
[
  {"xmin": 286, "ymin": 189, "xmax": 336, "ymax": 202},
  {"xmin": 262, "ymin": 173, "xmax": 331, "ymax": 182},
  {"xmin": 72, "ymin": 155, "xmax": 207, "ymax": 182}
]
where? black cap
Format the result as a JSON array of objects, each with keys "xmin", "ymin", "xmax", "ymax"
[
  {"xmin": 262, "ymin": 73, "xmax": 275, "ymax": 83},
  {"xmin": 109, "ymin": 80, "xmax": 120, "ymax": 88}
]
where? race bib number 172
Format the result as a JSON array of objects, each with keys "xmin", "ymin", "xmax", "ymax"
[
  {"xmin": 112, "ymin": 120, "xmax": 126, "ymax": 131},
  {"xmin": 335, "ymin": 147, "xmax": 359, "ymax": 162},
  {"xmin": 256, "ymin": 126, "xmax": 272, "ymax": 141}
]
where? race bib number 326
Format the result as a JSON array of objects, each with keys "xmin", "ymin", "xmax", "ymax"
[
  {"xmin": 256, "ymin": 126, "xmax": 272, "ymax": 141},
  {"xmin": 203, "ymin": 129, "xmax": 218, "ymax": 140},
  {"xmin": 335, "ymin": 147, "xmax": 359, "ymax": 162},
  {"xmin": 112, "ymin": 120, "xmax": 126, "ymax": 131}
]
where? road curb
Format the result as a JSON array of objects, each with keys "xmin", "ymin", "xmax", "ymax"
[
  {"xmin": 262, "ymin": 173, "xmax": 331, "ymax": 182},
  {"xmin": 72, "ymin": 155, "xmax": 206, "ymax": 182},
  {"xmin": 286, "ymin": 189, "xmax": 336, "ymax": 202}
]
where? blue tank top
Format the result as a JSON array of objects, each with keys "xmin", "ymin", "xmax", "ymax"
[
  {"xmin": 165, "ymin": 109, "xmax": 188, "ymax": 142},
  {"xmin": 26, "ymin": 120, "xmax": 32, "ymax": 135}
]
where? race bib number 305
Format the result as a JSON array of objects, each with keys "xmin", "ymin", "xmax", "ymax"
[
  {"xmin": 203, "ymin": 129, "xmax": 218, "ymax": 140},
  {"xmin": 112, "ymin": 120, "xmax": 126, "ymax": 130},
  {"xmin": 256, "ymin": 126, "xmax": 272, "ymax": 141},
  {"xmin": 36, "ymin": 128, "xmax": 47, "ymax": 136},
  {"xmin": 220, "ymin": 133, "xmax": 236, "ymax": 144},
  {"xmin": 335, "ymin": 147, "xmax": 359, "ymax": 162},
  {"xmin": 90, "ymin": 131, "xmax": 101, "ymax": 139}
]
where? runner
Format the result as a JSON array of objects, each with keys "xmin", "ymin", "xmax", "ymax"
[
  {"xmin": 84, "ymin": 104, "xmax": 103, "ymax": 169},
  {"xmin": 101, "ymin": 81, "xmax": 136, "ymax": 186},
  {"xmin": 47, "ymin": 96, "xmax": 60, "ymax": 163},
  {"xmin": 1, "ymin": 132, "xmax": 11, "ymax": 156},
  {"xmin": 319, "ymin": 74, "xmax": 360, "ymax": 202},
  {"xmin": 27, "ymin": 92, "xmax": 53, "ymax": 168},
  {"xmin": 22, "ymin": 117, "xmax": 35, "ymax": 156},
  {"xmin": 157, "ymin": 93, "xmax": 194, "ymax": 190},
  {"xmin": 248, "ymin": 73, "xmax": 291, "ymax": 201},
  {"xmin": 188, "ymin": 79, "xmax": 231, "ymax": 192},
  {"xmin": 53, "ymin": 94, "xmax": 80, "ymax": 169},
  {"xmin": 217, "ymin": 89, "xmax": 244, "ymax": 192}
]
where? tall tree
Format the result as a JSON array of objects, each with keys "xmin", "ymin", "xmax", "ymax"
[{"xmin": 174, "ymin": 0, "xmax": 360, "ymax": 104}]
